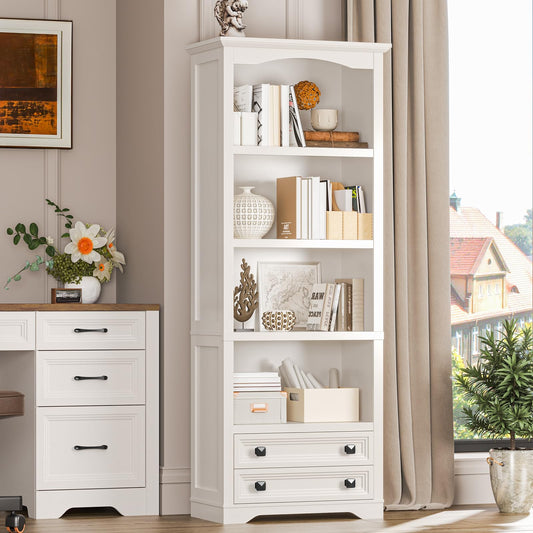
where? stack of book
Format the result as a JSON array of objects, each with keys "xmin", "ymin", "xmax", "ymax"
[
  {"xmin": 234, "ymin": 84, "xmax": 306, "ymax": 147},
  {"xmin": 303, "ymin": 130, "xmax": 369, "ymax": 149},
  {"xmin": 306, "ymin": 279, "xmax": 364, "ymax": 332},
  {"xmin": 276, "ymin": 176, "xmax": 373, "ymax": 240},
  {"xmin": 233, "ymin": 372, "xmax": 282, "ymax": 392}
]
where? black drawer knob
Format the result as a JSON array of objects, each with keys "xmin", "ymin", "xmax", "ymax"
[
  {"xmin": 254, "ymin": 481, "xmax": 266, "ymax": 492},
  {"xmin": 344, "ymin": 478, "xmax": 356, "ymax": 489},
  {"xmin": 344, "ymin": 444, "xmax": 356, "ymax": 455},
  {"xmin": 254, "ymin": 446, "xmax": 266, "ymax": 457}
]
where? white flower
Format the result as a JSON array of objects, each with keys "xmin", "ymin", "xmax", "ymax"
[
  {"xmin": 105, "ymin": 228, "xmax": 126, "ymax": 272},
  {"xmin": 93, "ymin": 260, "xmax": 112, "ymax": 282},
  {"xmin": 46, "ymin": 235, "xmax": 54, "ymax": 245},
  {"xmin": 64, "ymin": 221, "xmax": 107, "ymax": 264}
]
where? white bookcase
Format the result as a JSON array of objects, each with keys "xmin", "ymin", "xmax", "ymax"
[{"xmin": 188, "ymin": 37, "xmax": 390, "ymax": 524}]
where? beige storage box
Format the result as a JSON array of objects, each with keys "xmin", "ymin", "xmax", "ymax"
[
  {"xmin": 234, "ymin": 391, "xmax": 287, "ymax": 424},
  {"xmin": 285, "ymin": 388, "xmax": 359, "ymax": 423}
]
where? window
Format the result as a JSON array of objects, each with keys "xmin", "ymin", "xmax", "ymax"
[{"xmin": 449, "ymin": 0, "xmax": 532, "ymax": 450}]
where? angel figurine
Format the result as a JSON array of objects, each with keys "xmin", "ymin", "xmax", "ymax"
[{"xmin": 214, "ymin": 0, "xmax": 249, "ymax": 37}]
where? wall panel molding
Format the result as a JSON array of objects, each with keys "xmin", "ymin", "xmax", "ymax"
[
  {"xmin": 286, "ymin": 0, "xmax": 302, "ymax": 39},
  {"xmin": 200, "ymin": 0, "xmax": 218, "ymax": 41}
]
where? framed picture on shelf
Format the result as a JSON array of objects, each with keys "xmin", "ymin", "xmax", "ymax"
[
  {"xmin": 257, "ymin": 261, "xmax": 321, "ymax": 330},
  {"xmin": 0, "ymin": 18, "xmax": 72, "ymax": 148}
]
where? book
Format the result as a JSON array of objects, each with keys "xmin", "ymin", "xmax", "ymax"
[
  {"xmin": 233, "ymin": 85, "xmax": 253, "ymax": 112},
  {"xmin": 335, "ymin": 279, "xmax": 353, "ymax": 331},
  {"xmin": 240, "ymin": 112, "xmax": 258, "ymax": 146},
  {"xmin": 252, "ymin": 83, "xmax": 270, "ymax": 146},
  {"xmin": 308, "ymin": 176, "xmax": 321, "ymax": 240},
  {"xmin": 319, "ymin": 180, "xmax": 328, "ymax": 240},
  {"xmin": 329, "ymin": 283, "xmax": 342, "ymax": 331},
  {"xmin": 305, "ymin": 140, "xmax": 369, "ymax": 148},
  {"xmin": 276, "ymin": 176, "xmax": 301, "ymax": 239},
  {"xmin": 319, "ymin": 283, "xmax": 336, "ymax": 331},
  {"xmin": 335, "ymin": 282, "xmax": 347, "ymax": 331},
  {"xmin": 288, "ymin": 85, "xmax": 306, "ymax": 147},
  {"xmin": 280, "ymin": 85, "xmax": 290, "ymax": 147},
  {"xmin": 270, "ymin": 85, "xmax": 281, "ymax": 146},
  {"xmin": 352, "ymin": 278, "xmax": 364, "ymax": 331},
  {"xmin": 301, "ymin": 178, "xmax": 309, "ymax": 239},
  {"xmin": 304, "ymin": 131, "xmax": 360, "ymax": 142},
  {"xmin": 346, "ymin": 185, "xmax": 367, "ymax": 213},
  {"xmin": 307, "ymin": 283, "xmax": 326, "ymax": 331}
]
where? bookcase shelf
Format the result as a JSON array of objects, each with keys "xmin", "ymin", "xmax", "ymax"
[
  {"xmin": 233, "ymin": 145, "xmax": 374, "ymax": 158},
  {"xmin": 233, "ymin": 239, "xmax": 374, "ymax": 249},
  {"xmin": 189, "ymin": 36, "xmax": 390, "ymax": 525}
]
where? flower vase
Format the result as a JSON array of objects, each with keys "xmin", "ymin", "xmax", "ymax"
[
  {"xmin": 233, "ymin": 187, "xmax": 274, "ymax": 239},
  {"xmin": 65, "ymin": 276, "xmax": 101, "ymax": 304}
]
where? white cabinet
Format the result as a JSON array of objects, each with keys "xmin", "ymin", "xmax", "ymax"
[{"xmin": 188, "ymin": 37, "xmax": 390, "ymax": 524}]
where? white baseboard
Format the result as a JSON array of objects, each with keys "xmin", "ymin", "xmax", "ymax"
[
  {"xmin": 454, "ymin": 453, "xmax": 494, "ymax": 505},
  {"xmin": 160, "ymin": 467, "xmax": 191, "ymax": 515}
]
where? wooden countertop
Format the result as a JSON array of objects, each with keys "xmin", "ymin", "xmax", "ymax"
[{"xmin": 0, "ymin": 304, "xmax": 160, "ymax": 311}]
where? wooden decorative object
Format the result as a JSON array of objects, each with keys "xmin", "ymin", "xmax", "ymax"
[{"xmin": 233, "ymin": 258, "xmax": 258, "ymax": 324}]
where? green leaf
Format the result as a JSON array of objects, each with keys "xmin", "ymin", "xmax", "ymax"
[
  {"xmin": 62, "ymin": 208, "xmax": 70, "ymax": 212},
  {"xmin": 46, "ymin": 246, "xmax": 56, "ymax": 257},
  {"xmin": 66, "ymin": 215, "xmax": 73, "ymax": 219},
  {"xmin": 23, "ymin": 234, "xmax": 31, "ymax": 245},
  {"xmin": 61, "ymin": 232, "xmax": 69, "ymax": 238},
  {"xmin": 39, "ymin": 237, "xmax": 47, "ymax": 245},
  {"xmin": 15, "ymin": 223, "xmax": 26, "ymax": 233},
  {"xmin": 6, "ymin": 228, "xmax": 13, "ymax": 235},
  {"xmin": 28, "ymin": 240, "xmax": 39, "ymax": 250},
  {"xmin": 29, "ymin": 223, "xmax": 38, "ymax": 236},
  {"xmin": 29, "ymin": 263, "xmax": 40, "ymax": 271},
  {"xmin": 13, "ymin": 234, "xmax": 20, "ymax": 245},
  {"xmin": 13, "ymin": 275, "xmax": 21, "ymax": 281}
]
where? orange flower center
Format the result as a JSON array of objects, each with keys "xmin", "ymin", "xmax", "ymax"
[
  {"xmin": 98, "ymin": 263, "xmax": 105, "ymax": 271},
  {"xmin": 109, "ymin": 242, "xmax": 114, "ymax": 249},
  {"xmin": 77, "ymin": 237, "xmax": 93, "ymax": 255}
]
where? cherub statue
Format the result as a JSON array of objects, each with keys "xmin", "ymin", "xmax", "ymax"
[{"xmin": 214, "ymin": 0, "xmax": 249, "ymax": 37}]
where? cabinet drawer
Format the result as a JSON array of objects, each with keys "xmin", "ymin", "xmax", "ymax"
[
  {"xmin": 37, "ymin": 312, "xmax": 145, "ymax": 350},
  {"xmin": 36, "ymin": 350, "xmax": 145, "ymax": 406},
  {"xmin": 234, "ymin": 432, "xmax": 372, "ymax": 469},
  {"xmin": 37, "ymin": 406, "xmax": 145, "ymax": 490},
  {"xmin": 0, "ymin": 312, "xmax": 35, "ymax": 350},
  {"xmin": 234, "ymin": 466, "xmax": 373, "ymax": 504}
]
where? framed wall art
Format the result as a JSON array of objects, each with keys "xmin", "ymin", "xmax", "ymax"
[
  {"xmin": 0, "ymin": 18, "xmax": 72, "ymax": 148},
  {"xmin": 257, "ymin": 261, "xmax": 321, "ymax": 330}
]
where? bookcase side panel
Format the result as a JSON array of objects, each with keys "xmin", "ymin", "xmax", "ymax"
[{"xmin": 191, "ymin": 52, "xmax": 223, "ymax": 336}]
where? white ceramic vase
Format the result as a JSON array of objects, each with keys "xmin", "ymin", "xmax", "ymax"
[
  {"xmin": 233, "ymin": 186, "xmax": 275, "ymax": 239},
  {"xmin": 65, "ymin": 276, "xmax": 102, "ymax": 304}
]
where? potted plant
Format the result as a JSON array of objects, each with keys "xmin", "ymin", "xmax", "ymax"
[
  {"xmin": 4, "ymin": 199, "xmax": 125, "ymax": 303},
  {"xmin": 454, "ymin": 319, "xmax": 533, "ymax": 513}
]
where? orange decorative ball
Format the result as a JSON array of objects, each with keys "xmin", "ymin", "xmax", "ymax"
[{"xmin": 294, "ymin": 80, "xmax": 321, "ymax": 110}]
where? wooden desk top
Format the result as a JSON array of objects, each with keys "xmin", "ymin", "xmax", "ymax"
[{"xmin": 0, "ymin": 304, "xmax": 160, "ymax": 311}]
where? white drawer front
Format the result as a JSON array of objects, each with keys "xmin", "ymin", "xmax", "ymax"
[
  {"xmin": 37, "ymin": 312, "xmax": 145, "ymax": 350},
  {"xmin": 36, "ymin": 350, "xmax": 145, "ymax": 406},
  {"xmin": 0, "ymin": 312, "xmax": 35, "ymax": 350},
  {"xmin": 234, "ymin": 466, "xmax": 373, "ymax": 504},
  {"xmin": 234, "ymin": 432, "xmax": 372, "ymax": 469},
  {"xmin": 37, "ymin": 406, "xmax": 145, "ymax": 490}
]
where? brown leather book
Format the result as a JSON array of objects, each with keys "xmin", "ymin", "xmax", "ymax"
[
  {"xmin": 305, "ymin": 140, "xmax": 369, "ymax": 148},
  {"xmin": 304, "ymin": 131, "xmax": 360, "ymax": 142}
]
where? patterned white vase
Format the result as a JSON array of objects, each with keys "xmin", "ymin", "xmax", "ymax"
[
  {"xmin": 65, "ymin": 276, "xmax": 101, "ymax": 304},
  {"xmin": 233, "ymin": 186, "xmax": 275, "ymax": 239}
]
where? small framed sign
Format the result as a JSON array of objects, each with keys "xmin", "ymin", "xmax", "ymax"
[{"xmin": 51, "ymin": 288, "xmax": 81, "ymax": 304}]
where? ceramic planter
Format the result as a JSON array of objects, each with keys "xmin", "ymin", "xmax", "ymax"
[{"xmin": 488, "ymin": 449, "xmax": 533, "ymax": 513}]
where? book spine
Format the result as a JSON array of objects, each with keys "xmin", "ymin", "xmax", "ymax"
[
  {"xmin": 307, "ymin": 283, "xmax": 326, "ymax": 331},
  {"xmin": 320, "ymin": 283, "xmax": 336, "ymax": 331},
  {"xmin": 329, "ymin": 283, "xmax": 342, "ymax": 331},
  {"xmin": 309, "ymin": 176, "xmax": 321, "ymax": 240},
  {"xmin": 301, "ymin": 178, "xmax": 309, "ymax": 240},
  {"xmin": 289, "ymin": 85, "xmax": 306, "ymax": 147},
  {"xmin": 252, "ymin": 83, "xmax": 270, "ymax": 146},
  {"xmin": 280, "ymin": 85, "xmax": 290, "ymax": 148},
  {"xmin": 240, "ymin": 112, "xmax": 258, "ymax": 146},
  {"xmin": 276, "ymin": 176, "xmax": 301, "ymax": 239},
  {"xmin": 336, "ymin": 283, "xmax": 346, "ymax": 331},
  {"xmin": 352, "ymin": 278, "xmax": 364, "ymax": 331}
]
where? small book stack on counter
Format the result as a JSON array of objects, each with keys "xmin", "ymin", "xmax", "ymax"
[
  {"xmin": 307, "ymin": 279, "xmax": 364, "ymax": 332},
  {"xmin": 276, "ymin": 177, "xmax": 373, "ymax": 240},
  {"xmin": 233, "ymin": 372, "xmax": 282, "ymax": 392}
]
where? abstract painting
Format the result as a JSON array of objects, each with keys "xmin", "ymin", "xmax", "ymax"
[{"xmin": 0, "ymin": 19, "xmax": 72, "ymax": 148}]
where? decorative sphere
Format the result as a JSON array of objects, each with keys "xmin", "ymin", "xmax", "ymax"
[{"xmin": 233, "ymin": 187, "xmax": 275, "ymax": 239}]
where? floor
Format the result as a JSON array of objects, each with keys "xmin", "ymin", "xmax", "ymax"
[{"xmin": 13, "ymin": 506, "xmax": 533, "ymax": 533}]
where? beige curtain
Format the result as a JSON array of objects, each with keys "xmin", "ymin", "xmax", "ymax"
[{"xmin": 348, "ymin": 0, "xmax": 454, "ymax": 509}]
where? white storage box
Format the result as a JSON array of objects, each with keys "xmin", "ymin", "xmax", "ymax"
[
  {"xmin": 234, "ymin": 391, "xmax": 287, "ymax": 424},
  {"xmin": 285, "ymin": 388, "xmax": 359, "ymax": 423}
]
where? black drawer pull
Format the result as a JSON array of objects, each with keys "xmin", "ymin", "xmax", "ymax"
[
  {"xmin": 73, "ymin": 328, "xmax": 109, "ymax": 333},
  {"xmin": 74, "ymin": 375, "xmax": 108, "ymax": 381},
  {"xmin": 254, "ymin": 446, "xmax": 266, "ymax": 457},
  {"xmin": 74, "ymin": 445, "xmax": 108, "ymax": 451},
  {"xmin": 254, "ymin": 481, "xmax": 266, "ymax": 492},
  {"xmin": 344, "ymin": 444, "xmax": 356, "ymax": 455},
  {"xmin": 344, "ymin": 478, "xmax": 356, "ymax": 489}
]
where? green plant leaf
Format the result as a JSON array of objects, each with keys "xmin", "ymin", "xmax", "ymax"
[
  {"xmin": 13, "ymin": 275, "xmax": 21, "ymax": 281},
  {"xmin": 13, "ymin": 234, "xmax": 20, "ymax": 245},
  {"xmin": 46, "ymin": 246, "xmax": 56, "ymax": 257},
  {"xmin": 29, "ymin": 263, "xmax": 40, "ymax": 271},
  {"xmin": 23, "ymin": 234, "xmax": 31, "ymax": 245},
  {"xmin": 29, "ymin": 223, "xmax": 38, "ymax": 236},
  {"xmin": 28, "ymin": 240, "xmax": 39, "ymax": 250},
  {"xmin": 15, "ymin": 223, "xmax": 26, "ymax": 233},
  {"xmin": 6, "ymin": 228, "xmax": 13, "ymax": 235},
  {"xmin": 66, "ymin": 215, "xmax": 73, "ymax": 219},
  {"xmin": 39, "ymin": 237, "xmax": 47, "ymax": 244},
  {"xmin": 61, "ymin": 232, "xmax": 69, "ymax": 238}
]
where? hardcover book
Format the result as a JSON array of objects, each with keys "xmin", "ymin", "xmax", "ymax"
[
  {"xmin": 276, "ymin": 176, "xmax": 302, "ymax": 239},
  {"xmin": 307, "ymin": 283, "xmax": 327, "ymax": 331}
]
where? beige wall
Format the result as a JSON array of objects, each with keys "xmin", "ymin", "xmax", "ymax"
[{"xmin": 0, "ymin": 0, "xmax": 117, "ymax": 303}]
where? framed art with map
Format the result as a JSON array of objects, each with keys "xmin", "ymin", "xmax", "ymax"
[
  {"xmin": 0, "ymin": 18, "xmax": 72, "ymax": 148},
  {"xmin": 257, "ymin": 261, "xmax": 321, "ymax": 330}
]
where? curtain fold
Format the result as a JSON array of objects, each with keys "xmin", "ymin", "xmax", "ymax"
[{"xmin": 348, "ymin": 0, "xmax": 454, "ymax": 510}]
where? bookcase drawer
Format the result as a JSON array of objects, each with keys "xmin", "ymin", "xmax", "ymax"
[
  {"xmin": 37, "ymin": 312, "xmax": 145, "ymax": 350},
  {"xmin": 37, "ymin": 405, "xmax": 145, "ymax": 490},
  {"xmin": 36, "ymin": 350, "xmax": 145, "ymax": 406},
  {"xmin": 234, "ymin": 466, "xmax": 373, "ymax": 504},
  {"xmin": 234, "ymin": 432, "xmax": 372, "ymax": 468},
  {"xmin": 0, "ymin": 312, "xmax": 35, "ymax": 350}
]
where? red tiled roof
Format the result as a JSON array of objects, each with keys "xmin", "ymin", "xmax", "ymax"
[
  {"xmin": 450, "ymin": 237, "xmax": 492, "ymax": 276},
  {"xmin": 450, "ymin": 206, "xmax": 532, "ymax": 325}
]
